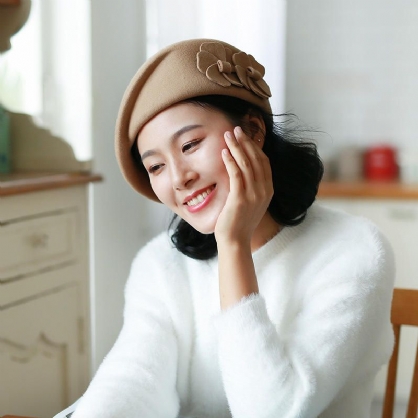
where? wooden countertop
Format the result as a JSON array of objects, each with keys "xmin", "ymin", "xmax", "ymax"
[
  {"xmin": 3, "ymin": 174, "xmax": 416, "ymax": 199},
  {"xmin": 318, "ymin": 180, "xmax": 418, "ymax": 199},
  {"xmin": 0, "ymin": 171, "xmax": 103, "ymax": 196}
]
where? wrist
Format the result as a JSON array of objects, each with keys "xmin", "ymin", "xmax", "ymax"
[
  {"xmin": 217, "ymin": 242, "xmax": 258, "ymax": 310},
  {"xmin": 216, "ymin": 237, "xmax": 252, "ymax": 255}
]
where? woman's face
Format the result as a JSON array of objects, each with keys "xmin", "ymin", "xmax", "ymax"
[{"xmin": 137, "ymin": 102, "xmax": 236, "ymax": 234}]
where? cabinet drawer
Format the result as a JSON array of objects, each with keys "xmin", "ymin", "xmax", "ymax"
[{"xmin": 0, "ymin": 210, "xmax": 78, "ymax": 283}]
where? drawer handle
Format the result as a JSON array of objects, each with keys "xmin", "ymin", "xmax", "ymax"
[{"xmin": 29, "ymin": 233, "xmax": 49, "ymax": 248}]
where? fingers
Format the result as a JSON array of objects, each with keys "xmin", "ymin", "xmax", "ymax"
[
  {"xmin": 221, "ymin": 140, "xmax": 244, "ymax": 195},
  {"xmin": 224, "ymin": 129, "xmax": 252, "ymax": 183},
  {"xmin": 224, "ymin": 127, "xmax": 271, "ymax": 186},
  {"xmin": 217, "ymin": 126, "xmax": 273, "ymax": 241}
]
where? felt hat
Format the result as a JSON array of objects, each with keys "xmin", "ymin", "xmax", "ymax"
[{"xmin": 115, "ymin": 38, "xmax": 272, "ymax": 201}]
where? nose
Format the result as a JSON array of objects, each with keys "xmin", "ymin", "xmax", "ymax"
[{"xmin": 170, "ymin": 160, "xmax": 197, "ymax": 190}]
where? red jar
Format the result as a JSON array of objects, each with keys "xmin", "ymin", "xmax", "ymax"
[{"xmin": 364, "ymin": 145, "xmax": 398, "ymax": 181}]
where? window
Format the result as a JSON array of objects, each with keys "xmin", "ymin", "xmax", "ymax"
[
  {"xmin": 0, "ymin": 0, "xmax": 92, "ymax": 162},
  {"xmin": 145, "ymin": 0, "xmax": 287, "ymax": 113}
]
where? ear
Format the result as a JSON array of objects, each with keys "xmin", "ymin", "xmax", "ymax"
[{"xmin": 244, "ymin": 113, "xmax": 266, "ymax": 148}]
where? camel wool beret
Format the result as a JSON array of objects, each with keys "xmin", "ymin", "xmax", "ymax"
[{"xmin": 115, "ymin": 38, "xmax": 272, "ymax": 201}]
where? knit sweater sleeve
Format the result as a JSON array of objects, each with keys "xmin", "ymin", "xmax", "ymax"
[
  {"xmin": 72, "ymin": 240, "xmax": 180, "ymax": 418},
  {"xmin": 215, "ymin": 224, "xmax": 395, "ymax": 418}
]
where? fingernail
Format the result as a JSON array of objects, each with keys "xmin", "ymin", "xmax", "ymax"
[{"xmin": 225, "ymin": 131, "xmax": 232, "ymax": 140}]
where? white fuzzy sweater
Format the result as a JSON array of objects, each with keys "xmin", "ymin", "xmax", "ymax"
[{"xmin": 72, "ymin": 204, "xmax": 395, "ymax": 418}]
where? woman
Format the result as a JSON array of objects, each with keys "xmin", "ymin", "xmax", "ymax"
[{"xmin": 70, "ymin": 39, "xmax": 394, "ymax": 418}]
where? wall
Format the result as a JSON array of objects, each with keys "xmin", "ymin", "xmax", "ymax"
[
  {"xmin": 285, "ymin": 0, "xmax": 418, "ymax": 159},
  {"xmin": 89, "ymin": 0, "xmax": 167, "ymax": 372}
]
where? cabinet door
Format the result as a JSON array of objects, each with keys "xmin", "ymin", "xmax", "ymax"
[{"xmin": 0, "ymin": 284, "xmax": 87, "ymax": 418}]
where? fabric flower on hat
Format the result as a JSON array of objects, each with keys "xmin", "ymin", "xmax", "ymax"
[
  {"xmin": 197, "ymin": 42, "xmax": 242, "ymax": 87},
  {"xmin": 232, "ymin": 51, "xmax": 271, "ymax": 99},
  {"xmin": 196, "ymin": 42, "xmax": 271, "ymax": 99}
]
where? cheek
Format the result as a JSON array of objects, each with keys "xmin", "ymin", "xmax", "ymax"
[
  {"xmin": 149, "ymin": 176, "xmax": 172, "ymax": 204},
  {"xmin": 212, "ymin": 147, "xmax": 229, "ymax": 181},
  {"xmin": 205, "ymin": 141, "xmax": 227, "ymax": 170}
]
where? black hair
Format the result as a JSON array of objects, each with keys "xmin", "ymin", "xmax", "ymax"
[{"xmin": 131, "ymin": 95, "xmax": 324, "ymax": 260}]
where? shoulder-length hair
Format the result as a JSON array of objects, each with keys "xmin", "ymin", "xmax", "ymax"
[{"xmin": 131, "ymin": 95, "xmax": 324, "ymax": 260}]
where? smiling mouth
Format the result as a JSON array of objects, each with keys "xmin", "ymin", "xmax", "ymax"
[{"xmin": 185, "ymin": 186, "xmax": 215, "ymax": 207}]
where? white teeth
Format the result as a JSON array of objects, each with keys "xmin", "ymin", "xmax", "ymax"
[{"xmin": 187, "ymin": 187, "xmax": 213, "ymax": 206}]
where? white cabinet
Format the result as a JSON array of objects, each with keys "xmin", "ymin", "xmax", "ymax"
[
  {"xmin": 0, "ymin": 285, "xmax": 82, "ymax": 417},
  {"xmin": 0, "ymin": 175, "xmax": 98, "ymax": 418},
  {"xmin": 318, "ymin": 192, "xmax": 418, "ymax": 403}
]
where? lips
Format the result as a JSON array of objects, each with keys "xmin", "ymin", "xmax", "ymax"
[{"xmin": 184, "ymin": 186, "xmax": 215, "ymax": 207}]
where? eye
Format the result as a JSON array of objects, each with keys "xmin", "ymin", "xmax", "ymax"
[
  {"xmin": 147, "ymin": 163, "xmax": 164, "ymax": 174},
  {"xmin": 182, "ymin": 139, "xmax": 201, "ymax": 153}
]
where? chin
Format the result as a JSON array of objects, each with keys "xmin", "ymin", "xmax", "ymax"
[
  {"xmin": 191, "ymin": 225, "xmax": 215, "ymax": 235},
  {"xmin": 186, "ymin": 218, "xmax": 216, "ymax": 235},
  {"xmin": 177, "ymin": 209, "xmax": 217, "ymax": 235}
]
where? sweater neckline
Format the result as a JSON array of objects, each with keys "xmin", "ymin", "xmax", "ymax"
[
  {"xmin": 251, "ymin": 206, "xmax": 315, "ymax": 265},
  {"xmin": 251, "ymin": 223, "xmax": 297, "ymax": 264},
  {"xmin": 205, "ymin": 205, "xmax": 316, "ymax": 269}
]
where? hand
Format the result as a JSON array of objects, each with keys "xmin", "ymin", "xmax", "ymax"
[{"xmin": 214, "ymin": 126, "xmax": 274, "ymax": 247}]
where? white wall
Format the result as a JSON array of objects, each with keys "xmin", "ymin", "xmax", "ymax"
[
  {"xmin": 89, "ymin": 0, "xmax": 167, "ymax": 371},
  {"xmin": 285, "ymin": 0, "xmax": 418, "ymax": 158}
]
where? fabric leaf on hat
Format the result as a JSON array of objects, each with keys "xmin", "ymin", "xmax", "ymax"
[
  {"xmin": 197, "ymin": 42, "xmax": 242, "ymax": 87},
  {"xmin": 232, "ymin": 52, "xmax": 272, "ymax": 99}
]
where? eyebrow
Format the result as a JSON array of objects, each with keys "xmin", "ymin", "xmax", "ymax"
[{"xmin": 140, "ymin": 124, "xmax": 203, "ymax": 161}]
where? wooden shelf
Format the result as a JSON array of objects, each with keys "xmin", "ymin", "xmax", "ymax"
[
  {"xmin": 318, "ymin": 180, "xmax": 418, "ymax": 200},
  {"xmin": 0, "ymin": 171, "xmax": 103, "ymax": 196}
]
